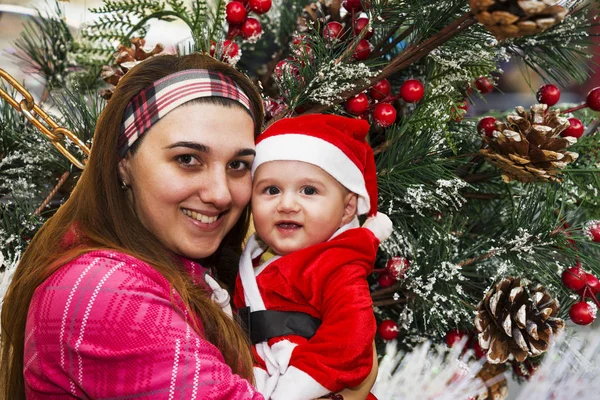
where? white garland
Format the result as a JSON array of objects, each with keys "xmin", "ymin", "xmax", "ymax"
[{"xmin": 373, "ymin": 339, "xmax": 485, "ymax": 400}]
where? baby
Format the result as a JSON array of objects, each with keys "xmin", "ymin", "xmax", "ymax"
[{"xmin": 234, "ymin": 114, "xmax": 392, "ymax": 400}]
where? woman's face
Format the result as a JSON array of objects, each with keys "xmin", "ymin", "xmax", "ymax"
[{"xmin": 119, "ymin": 102, "xmax": 255, "ymax": 260}]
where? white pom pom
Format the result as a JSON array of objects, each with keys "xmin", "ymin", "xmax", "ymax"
[{"xmin": 363, "ymin": 212, "xmax": 393, "ymax": 241}]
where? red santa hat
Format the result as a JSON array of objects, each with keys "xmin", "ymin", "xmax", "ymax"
[{"xmin": 253, "ymin": 114, "xmax": 392, "ymax": 241}]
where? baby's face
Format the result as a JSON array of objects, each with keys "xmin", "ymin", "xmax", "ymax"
[{"xmin": 251, "ymin": 160, "xmax": 355, "ymax": 256}]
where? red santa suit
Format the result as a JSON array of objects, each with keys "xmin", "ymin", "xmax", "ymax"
[{"xmin": 234, "ymin": 219, "xmax": 380, "ymax": 400}]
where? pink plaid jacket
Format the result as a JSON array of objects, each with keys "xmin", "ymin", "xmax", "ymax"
[{"xmin": 24, "ymin": 250, "xmax": 263, "ymax": 399}]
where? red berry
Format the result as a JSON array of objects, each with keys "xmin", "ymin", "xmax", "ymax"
[
  {"xmin": 274, "ymin": 58, "xmax": 299, "ymax": 80},
  {"xmin": 226, "ymin": 1, "xmax": 247, "ymax": 25},
  {"xmin": 291, "ymin": 35, "xmax": 312, "ymax": 56},
  {"xmin": 323, "ymin": 21, "xmax": 344, "ymax": 42},
  {"xmin": 385, "ymin": 256, "xmax": 409, "ymax": 280},
  {"xmin": 577, "ymin": 273, "xmax": 600, "ymax": 297},
  {"xmin": 343, "ymin": 0, "xmax": 365, "ymax": 12},
  {"xmin": 352, "ymin": 39, "xmax": 372, "ymax": 60},
  {"xmin": 345, "ymin": 93, "xmax": 369, "ymax": 115},
  {"xmin": 373, "ymin": 103, "xmax": 396, "ymax": 127},
  {"xmin": 445, "ymin": 329, "xmax": 466, "ymax": 347},
  {"xmin": 561, "ymin": 264, "xmax": 587, "ymax": 291},
  {"xmin": 399, "ymin": 79, "xmax": 424, "ymax": 103},
  {"xmin": 475, "ymin": 76, "xmax": 494, "ymax": 94},
  {"xmin": 248, "ymin": 0, "xmax": 272, "ymax": 14},
  {"xmin": 241, "ymin": 17, "xmax": 262, "ymax": 40},
  {"xmin": 354, "ymin": 17, "xmax": 373, "ymax": 39},
  {"xmin": 536, "ymin": 84, "xmax": 561, "ymax": 106},
  {"xmin": 370, "ymin": 79, "xmax": 391, "ymax": 101},
  {"xmin": 227, "ymin": 24, "xmax": 242, "ymax": 39},
  {"xmin": 378, "ymin": 319, "xmax": 399, "ymax": 341},
  {"xmin": 477, "ymin": 116, "xmax": 497, "ymax": 137},
  {"xmin": 472, "ymin": 340, "xmax": 487, "ymax": 359},
  {"xmin": 377, "ymin": 273, "xmax": 395, "ymax": 288},
  {"xmin": 221, "ymin": 40, "xmax": 240, "ymax": 60},
  {"xmin": 452, "ymin": 101, "xmax": 468, "ymax": 121},
  {"xmin": 569, "ymin": 301, "xmax": 597, "ymax": 325},
  {"xmin": 589, "ymin": 222, "xmax": 600, "ymax": 242},
  {"xmin": 586, "ymin": 87, "xmax": 600, "ymax": 111},
  {"xmin": 561, "ymin": 118, "xmax": 584, "ymax": 139}
]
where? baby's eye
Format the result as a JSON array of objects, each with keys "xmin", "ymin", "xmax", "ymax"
[
  {"xmin": 265, "ymin": 186, "xmax": 280, "ymax": 195},
  {"xmin": 301, "ymin": 186, "xmax": 318, "ymax": 195}
]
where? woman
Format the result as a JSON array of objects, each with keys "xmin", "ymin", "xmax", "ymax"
[{"xmin": 1, "ymin": 54, "xmax": 375, "ymax": 399}]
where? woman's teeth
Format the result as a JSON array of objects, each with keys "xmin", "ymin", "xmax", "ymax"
[{"xmin": 182, "ymin": 209, "xmax": 219, "ymax": 224}]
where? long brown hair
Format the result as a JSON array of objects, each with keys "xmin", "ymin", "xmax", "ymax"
[{"xmin": 0, "ymin": 54, "xmax": 264, "ymax": 399}]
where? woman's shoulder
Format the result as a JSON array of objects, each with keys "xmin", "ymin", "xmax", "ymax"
[{"xmin": 41, "ymin": 249, "xmax": 171, "ymax": 295}]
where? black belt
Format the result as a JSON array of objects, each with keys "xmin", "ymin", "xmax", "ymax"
[{"xmin": 238, "ymin": 307, "xmax": 322, "ymax": 344}]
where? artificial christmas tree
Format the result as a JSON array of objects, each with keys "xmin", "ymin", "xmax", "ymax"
[{"xmin": 1, "ymin": 0, "xmax": 600, "ymax": 397}]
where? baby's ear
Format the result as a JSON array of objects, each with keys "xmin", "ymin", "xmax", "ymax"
[{"xmin": 341, "ymin": 192, "xmax": 358, "ymax": 226}]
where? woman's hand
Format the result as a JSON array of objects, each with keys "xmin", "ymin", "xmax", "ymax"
[{"xmin": 322, "ymin": 341, "xmax": 378, "ymax": 400}]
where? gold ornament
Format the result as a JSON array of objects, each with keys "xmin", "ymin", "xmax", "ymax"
[
  {"xmin": 480, "ymin": 103, "xmax": 579, "ymax": 183},
  {"xmin": 469, "ymin": 0, "xmax": 569, "ymax": 41},
  {"xmin": 475, "ymin": 277, "xmax": 564, "ymax": 364}
]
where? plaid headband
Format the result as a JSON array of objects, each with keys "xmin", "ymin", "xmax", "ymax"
[{"xmin": 119, "ymin": 69, "xmax": 253, "ymax": 157}]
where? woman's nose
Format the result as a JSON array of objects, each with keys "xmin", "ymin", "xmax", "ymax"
[{"xmin": 199, "ymin": 168, "xmax": 232, "ymax": 209}]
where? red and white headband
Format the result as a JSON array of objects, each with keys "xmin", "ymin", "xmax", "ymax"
[{"xmin": 119, "ymin": 69, "xmax": 254, "ymax": 157}]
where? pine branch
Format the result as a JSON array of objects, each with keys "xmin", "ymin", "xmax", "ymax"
[
  {"xmin": 503, "ymin": 5, "xmax": 599, "ymax": 86},
  {"xmin": 301, "ymin": 12, "xmax": 476, "ymax": 115}
]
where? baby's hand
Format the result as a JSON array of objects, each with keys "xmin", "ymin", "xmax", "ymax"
[{"xmin": 363, "ymin": 212, "xmax": 393, "ymax": 242}]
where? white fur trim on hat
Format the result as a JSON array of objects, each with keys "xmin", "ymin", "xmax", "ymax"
[{"xmin": 252, "ymin": 134, "xmax": 370, "ymax": 215}]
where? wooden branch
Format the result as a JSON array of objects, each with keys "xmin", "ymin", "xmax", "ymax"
[
  {"xmin": 458, "ymin": 250, "xmax": 497, "ymax": 267},
  {"xmin": 301, "ymin": 12, "xmax": 476, "ymax": 115},
  {"xmin": 462, "ymin": 192, "xmax": 496, "ymax": 200},
  {"xmin": 463, "ymin": 173, "xmax": 495, "ymax": 183},
  {"xmin": 370, "ymin": 283, "xmax": 402, "ymax": 298},
  {"xmin": 373, "ymin": 297, "xmax": 407, "ymax": 307},
  {"xmin": 34, "ymin": 171, "xmax": 70, "ymax": 215}
]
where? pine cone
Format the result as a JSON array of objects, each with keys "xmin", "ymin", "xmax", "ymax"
[
  {"xmin": 476, "ymin": 362, "xmax": 508, "ymax": 400},
  {"xmin": 100, "ymin": 38, "xmax": 165, "ymax": 100},
  {"xmin": 469, "ymin": 0, "xmax": 568, "ymax": 41},
  {"xmin": 298, "ymin": 0, "xmax": 343, "ymax": 31},
  {"xmin": 480, "ymin": 103, "xmax": 579, "ymax": 183},
  {"xmin": 475, "ymin": 277, "xmax": 565, "ymax": 364}
]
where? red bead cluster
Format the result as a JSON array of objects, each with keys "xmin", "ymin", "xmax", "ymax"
[
  {"xmin": 321, "ymin": 2, "xmax": 373, "ymax": 61},
  {"xmin": 534, "ymin": 83, "xmax": 600, "ymax": 139},
  {"xmin": 344, "ymin": 79, "xmax": 424, "ymax": 127},
  {"xmin": 226, "ymin": 0, "xmax": 272, "ymax": 42},
  {"xmin": 562, "ymin": 261, "xmax": 600, "ymax": 325},
  {"xmin": 445, "ymin": 329, "xmax": 486, "ymax": 359},
  {"xmin": 209, "ymin": 40, "xmax": 241, "ymax": 64},
  {"xmin": 377, "ymin": 256, "xmax": 410, "ymax": 288}
]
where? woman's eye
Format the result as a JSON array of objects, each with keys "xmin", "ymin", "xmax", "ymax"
[
  {"xmin": 176, "ymin": 154, "xmax": 198, "ymax": 166},
  {"xmin": 229, "ymin": 160, "xmax": 250, "ymax": 171},
  {"xmin": 302, "ymin": 186, "xmax": 317, "ymax": 195},
  {"xmin": 265, "ymin": 186, "xmax": 280, "ymax": 195}
]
